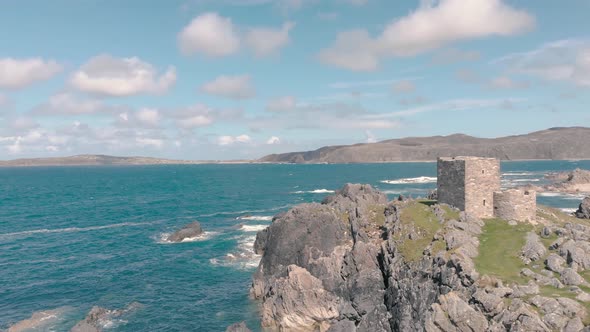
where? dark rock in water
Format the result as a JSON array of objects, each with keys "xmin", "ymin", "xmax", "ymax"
[
  {"xmin": 225, "ymin": 321, "xmax": 251, "ymax": 332},
  {"xmin": 166, "ymin": 221, "xmax": 203, "ymax": 242},
  {"xmin": 576, "ymin": 197, "xmax": 590, "ymax": 219},
  {"xmin": 70, "ymin": 302, "xmax": 141, "ymax": 332}
]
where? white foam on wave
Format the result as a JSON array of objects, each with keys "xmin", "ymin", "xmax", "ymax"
[
  {"xmin": 240, "ymin": 224, "xmax": 268, "ymax": 232},
  {"xmin": 538, "ymin": 192, "xmax": 586, "ymax": 200},
  {"xmin": 0, "ymin": 222, "xmax": 154, "ymax": 240},
  {"xmin": 538, "ymin": 192, "xmax": 563, "ymax": 197},
  {"xmin": 156, "ymin": 231, "xmax": 218, "ymax": 244},
  {"xmin": 502, "ymin": 172, "xmax": 537, "ymax": 176},
  {"xmin": 236, "ymin": 215, "xmax": 272, "ymax": 221},
  {"xmin": 511, "ymin": 179, "xmax": 541, "ymax": 182},
  {"xmin": 209, "ymin": 234, "xmax": 261, "ymax": 270},
  {"xmin": 292, "ymin": 189, "xmax": 335, "ymax": 194},
  {"xmin": 380, "ymin": 176, "xmax": 437, "ymax": 185},
  {"xmin": 560, "ymin": 208, "xmax": 577, "ymax": 213}
]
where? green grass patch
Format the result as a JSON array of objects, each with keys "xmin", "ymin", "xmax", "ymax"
[
  {"xmin": 474, "ymin": 218, "xmax": 533, "ymax": 284},
  {"xmin": 441, "ymin": 205, "xmax": 461, "ymax": 221},
  {"xmin": 395, "ymin": 201, "xmax": 442, "ymax": 262},
  {"xmin": 368, "ymin": 205, "xmax": 386, "ymax": 226}
]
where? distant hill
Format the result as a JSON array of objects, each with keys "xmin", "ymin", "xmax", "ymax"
[
  {"xmin": 0, "ymin": 154, "xmax": 207, "ymax": 167},
  {"xmin": 259, "ymin": 127, "xmax": 590, "ymax": 163}
]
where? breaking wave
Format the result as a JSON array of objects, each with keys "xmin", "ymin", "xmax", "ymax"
[
  {"xmin": 239, "ymin": 225, "xmax": 268, "ymax": 232},
  {"xmin": 156, "ymin": 231, "xmax": 218, "ymax": 244},
  {"xmin": 380, "ymin": 176, "xmax": 437, "ymax": 185},
  {"xmin": 0, "ymin": 222, "xmax": 154, "ymax": 240},
  {"xmin": 209, "ymin": 235, "xmax": 261, "ymax": 270},
  {"xmin": 292, "ymin": 189, "xmax": 335, "ymax": 194},
  {"xmin": 236, "ymin": 215, "xmax": 272, "ymax": 221},
  {"xmin": 196, "ymin": 205, "xmax": 291, "ymax": 218}
]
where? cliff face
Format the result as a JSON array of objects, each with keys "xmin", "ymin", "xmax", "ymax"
[
  {"xmin": 250, "ymin": 184, "xmax": 590, "ymax": 331},
  {"xmin": 259, "ymin": 127, "xmax": 590, "ymax": 163}
]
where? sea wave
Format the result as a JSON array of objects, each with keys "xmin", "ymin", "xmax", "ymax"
[
  {"xmin": 156, "ymin": 231, "xmax": 218, "ymax": 244},
  {"xmin": 0, "ymin": 222, "xmax": 154, "ymax": 240},
  {"xmin": 236, "ymin": 215, "xmax": 272, "ymax": 221},
  {"xmin": 196, "ymin": 205, "xmax": 292, "ymax": 218},
  {"xmin": 239, "ymin": 224, "xmax": 268, "ymax": 232},
  {"xmin": 292, "ymin": 189, "xmax": 335, "ymax": 194},
  {"xmin": 560, "ymin": 208, "xmax": 577, "ymax": 213},
  {"xmin": 502, "ymin": 172, "xmax": 537, "ymax": 176},
  {"xmin": 210, "ymin": 235, "xmax": 261, "ymax": 270},
  {"xmin": 538, "ymin": 192, "xmax": 563, "ymax": 197},
  {"xmin": 511, "ymin": 179, "xmax": 541, "ymax": 182},
  {"xmin": 380, "ymin": 176, "xmax": 437, "ymax": 185}
]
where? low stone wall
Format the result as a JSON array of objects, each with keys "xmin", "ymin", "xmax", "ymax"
[{"xmin": 493, "ymin": 189, "xmax": 537, "ymax": 222}]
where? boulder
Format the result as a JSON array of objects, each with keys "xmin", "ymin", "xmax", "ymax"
[
  {"xmin": 71, "ymin": 302, "xmax": 141, "ymax": 332},
  {"xmin": 165, "ymin": 221, "xmax": 203, "ymax": 242},
  {"xmin": 576, "ymin": 197, "xmax": 590, "ymax": 219},
  {"xmin": 225, "ymin": 322, "xmax": 251, "ymax": 332}
]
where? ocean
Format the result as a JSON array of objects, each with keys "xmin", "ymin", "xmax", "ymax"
[{"xmin": 1, "ymin": 160, "xmax": 589, "ymax": 331}]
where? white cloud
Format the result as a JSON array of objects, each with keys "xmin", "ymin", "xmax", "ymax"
[
  {"xmin": 173, "ymin": 104, "xmax": 215, "ymax": 129},
  {"xmin": 178, "ymin": 12, "xmax": 240, "ymax": 57},
  {"xmin": 136, "ymin": 137, "xmax": 164, "ymax": 149},
  {"xmin": 496, "ymin": 39, "xmax": 590, "ymax": 87},
  {"xmin": 200, "ymin": 75, "xmax": 256, "ymax": 99},
  {"xmin": 0, "ymin": 58, "xmax": 62, "ymax": 89},
  {"xmin": 70, "ymin": 55, "xmax": 176, "ymax": 96},
  {"xmin": 34, "ymin": 93, "xmax": 105, "ymax": 115},
  {"xmin": 245, "ymin": 21, "xmax": 295, "ymax": 57},
  {"xmin": 266, "ymin": 136, "xmax": 281, "ymax": 144},
  {"xmin": 489, "ymin": 76, "xmax": 529, "ymax": 89},
  {"xmin": 266, "ymin": 96, "xmax": 297, "ymax": 112},
  {"xmin": 319, "ymin": 0, "xmax": 534, "ymax": 71},
  {"xmin": 217, "ymin": 134, "xmax": 252, "ymax": 146},
  {"xmin": 135, "ymin": 108, "xmax": 161, "ymax": 127},
  {"xmin": 365, "ymin": 130, "xmax": 377, "ymax": 143},
  {"xmin": 392, "ymin": 80, "xmax": 416, "ymax": 93}
]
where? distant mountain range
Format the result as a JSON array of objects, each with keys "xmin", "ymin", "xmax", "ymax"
[
  {"xmin": 2, "ymin": 127, "xmax": 589, "ymax": 166},
  {"xmin": 259, "ymin": 127, "xmax": 590, "ymax": 163}
]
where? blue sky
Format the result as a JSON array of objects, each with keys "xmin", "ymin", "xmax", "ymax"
[{"xmin": 0, "ymin": 0, "xmax": 589, "ymax": 160}]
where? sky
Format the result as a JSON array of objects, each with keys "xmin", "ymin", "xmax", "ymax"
[{"xmin": 0, "ymin": 0, "xmax": 589, "ymax": 160}]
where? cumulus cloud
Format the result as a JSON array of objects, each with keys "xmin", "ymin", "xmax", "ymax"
[
  {"xmin": 245, "ymin": 21, "xmax": 295, "ymax": 56},
  {"xmin": 117, "ymin": 108, "xmax": 162, "ymax": 128},
  {"xmin": 266, "ymin": 136, "xmax": 281, "ymax": 144},
  {"xmin": 266, "ymin": 96, "xmax": 297, "ymax": 112},
  {"xmin": 496, "ymin": 39, "xmax": 590, "ymax": 87},
  {"xmin": 33, "ymin": 93, "xmax": 106, "ymax": 115},
  {"xmin": 200, "ymin": 75, "xmax": 256, "ymax": 99},
  {"xmin": 178, "ymin": 13, "xmax": 295, "ymax": 57},
  {"xmin": 172, "ymin": 104, "xmax": 215, "ymax": 129},
  {"xmin": 0, "ymin": 58, "xmax": 62, "ymax": 89},
  {"xmin": 365, "ymin": 130, "xmax": 377, "ymax": 143},
  {"xmin": 178, "ymin": 12, "xmax": 240, "ymax": 57},
  {"xmin": 217, "ymin": 134, "xmax": 251, "ymax": 145},
  {"xmin": 319, "ymin": 0, "xmax": 534, "ymax": 71},
  {"xmin": 70, "ymin": 55, "xmax": 176, "ymax": 97}
]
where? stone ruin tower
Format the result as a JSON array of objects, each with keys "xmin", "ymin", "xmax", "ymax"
[
  {"xmin": 437, "ymin": 156, "xmax": 537, "ymax": 222},
  {"xmin": 437, "ymin": 157, "xmax": 500, "ymax": 218}
]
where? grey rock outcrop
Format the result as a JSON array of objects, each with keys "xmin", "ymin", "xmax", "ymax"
[
  {"xmin": 71, "ymin": 302, "xmax": 141, "ymax": 332},
  {"xmin": 249, "ymin": 184, "xmax": 590, "ymax": 331},
  {"xmin": 576, "ymin": 197, "xmax": 590, "ymax": 219},
  {"xmin": 225, "ymin": 321, "xmax": 252, "ymax": 332},
  {"xmin": 165, "ymin": 221, "xmax": 203, "ymax": 242}
]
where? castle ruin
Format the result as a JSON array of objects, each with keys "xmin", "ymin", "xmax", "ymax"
[{"xmin": 437, "ymin": 156, "xmax": 536, "ymax": 222}]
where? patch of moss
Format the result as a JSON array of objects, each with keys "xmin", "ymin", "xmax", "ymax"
[
  {"xmin": 430, "ymin": 239, "xmax": 447, "ymax": 255},
  {"xmin": 474, "ymin": 218, "xmax": 533, "ymax": 285},
  {"xmin": 395, "ymin": 201, "xmax": 442, "ymax": 262},
  {"xmin": 368, "ymin": 205, "xmax": 386, "ymax": 226}
]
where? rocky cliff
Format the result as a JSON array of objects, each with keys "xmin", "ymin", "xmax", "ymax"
[
  {"xmin": 249, "ymin": 184, "xmax": 590, "ymax": 331},
  {"xmin": 259, "ymin": 127, "xmax": 590, "ymax": 163}
]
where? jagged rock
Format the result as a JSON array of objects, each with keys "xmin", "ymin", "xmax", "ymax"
[
  {"xmin": 165, "ymin": 221, "xmax": 203, "ymax": 242},
  {"xmin": 436, "ymin": 292, "xmax": 488, "ymax": 331},
  {"xmin": 561, "ymin": 268, "xmax": 586, "ymax": 286},
  {"xmin": 225, "ymin": 322, "xmax": 251, "ymax": 332},
  {"xmin": 427, "ymin": 189, "xmax": 438, "ymax": 200},
  {"xmin": 71, "ymin": 302, "xmax": 141, "ymax": 332},
  {"xmin": 576, "ymin": 197, "xmax": 590, "ymax": 219},
  {"xmin": 257, "ymin": 265, "xmax": 341, "ymax": 331},
  {"xmin": 472, "ymin": 289, "xmax": 504, "ymax": 316},
  {"xmin": 493, "ymin": 299, "xmax": 550, "ymax": 332},
  {"xmin": 546, "ymin": 253, "xmax": 566, "ymax": 273},
  {"xmin": 521, "ymin": 232, "xmax": 547, "ymax": 264},
  {"xmin": 564, "ymin": 317, "xmax": 585, "ymax": 332},
  {"xmin": 559, "ymin": 240, "xmax": 590, "ymax": 269},
  {"xmin": 511, "ymin": 280, "xmax": 540, "ymax": 297}
]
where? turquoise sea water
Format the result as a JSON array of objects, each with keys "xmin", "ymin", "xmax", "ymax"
[{"xmin": 1, "ymin": 161, "xmax": 589, "ymax": 331}]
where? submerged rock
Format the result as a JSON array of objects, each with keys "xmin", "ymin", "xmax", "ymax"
[
  {"xmin": 225, "ymin": 321, "xmax": 252, "ymax": 332},
  {"xmin": 8, "ymin": 307, "xmax": 70, "ymax": 332},
  {"xmin": 165, "ymin": 221, "xmax": 203, "ymax": 242},
  {"xmin": 70, "ymin": 302, "xmax": 141, "ymax": 332},
  {"xmin": 576, "ymin": 197, "xmax": 590, "ymax": 219}
]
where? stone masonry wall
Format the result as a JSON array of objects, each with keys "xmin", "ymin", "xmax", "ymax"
[
  {"xmin": 464, "ymin": 157, "xmax": 501, "ymax": 218},
  {"xmin": 493, "ymin": 189, "xmax": 537, "ymax": 222},
  {"xmin": 437, "ymin": 158, "xmax": 466, "ymax": 211}
]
